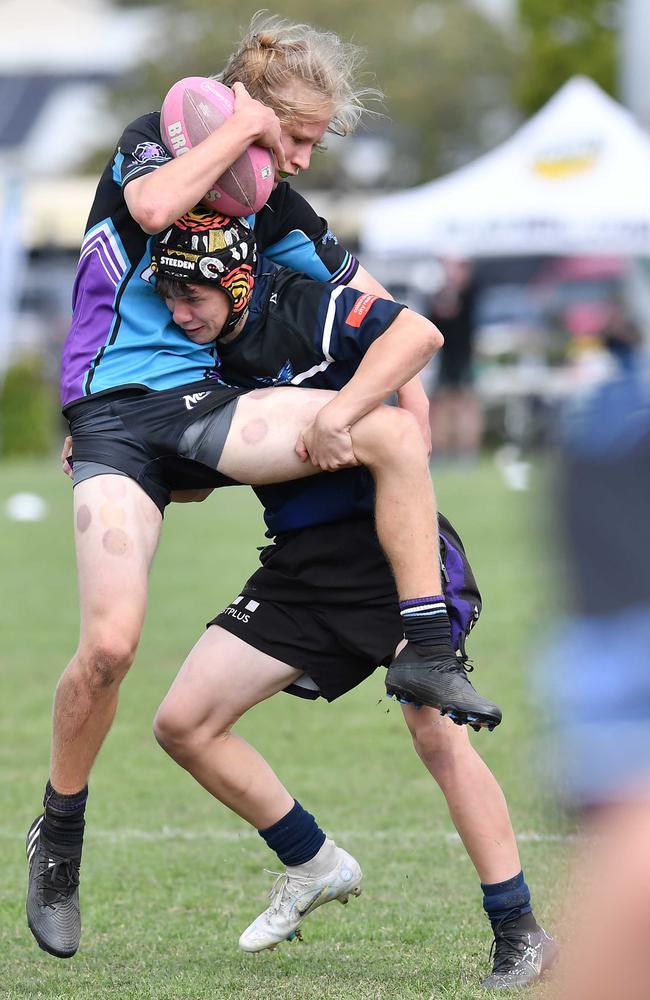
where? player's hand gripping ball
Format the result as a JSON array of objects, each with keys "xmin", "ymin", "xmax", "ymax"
[{"xmin": 161, "ymin": 77, "xmax": 274, "ymax": 216}]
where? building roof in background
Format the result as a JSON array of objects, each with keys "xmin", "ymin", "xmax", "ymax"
[
  {"xmin": 0, "ymin": 0, "xmax": 156, "ymax": 73},
  {"xmin": 0, "ymin": 0, "xmax": 158, "ymax": 174},
  {"xmin": 0, "ymin": 74, "xmax": 109, "ymax": 151}
]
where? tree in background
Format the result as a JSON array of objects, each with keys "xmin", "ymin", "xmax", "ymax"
[
  {"xmin": 71, "ymin": 1, "xmax": 627, "ymax": 187},
  {"xmin": 517, "ymin": 0, "xmax": 620, "ymax": 113},
  {"xmin": 0, "ymin": 356, "xmax": 56, "ymax": 457},
  {"xmin": 106, "ymin": 0, "xmax": 518, "ymax": 185}
]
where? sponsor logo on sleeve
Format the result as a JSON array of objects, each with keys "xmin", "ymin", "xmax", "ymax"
[
  {"xmin": 345, "ymin": 293, "xmax": 378, "ymax": 328},
  {"xmin": 321, "ymin": 228, "xmax": 338, "ymax": 245},
  {"xmin": 132, "ymin": 141, "xmax": 168, "ymax": 163}
]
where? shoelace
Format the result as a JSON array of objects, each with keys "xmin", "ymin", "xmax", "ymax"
[
  {"xmin": 396, "ymin": 652, "xmax": 475, "ymax": 704},
  {"xmin": 488, "ymin": 913, "xmax": 530, "ymax": 975},
  {"xmin": 457, "ymin": 652, "xmax": 475, "ymax": 674},
  {"xmin": 262, "ymin": 869, "xmax": 314, "ymax": 917},
  {"xmin": 432, "ymin": 653, "xmax": 475, "ymax": 677},
  {"xmin": 448, "ymin": 656, "xmax": 474, "ymax": 676},
  {"xmin": 36, "ymin": 855, "xmax": 80, "ymax": 908},
  {"xmin": 419, "ymin": 646, "xmax": 475, "ymax": 675}
]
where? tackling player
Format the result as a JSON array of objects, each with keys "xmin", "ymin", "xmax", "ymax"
[{"xmin": 147, "ymin": 217, "xmax": 556, "ymax": 989}]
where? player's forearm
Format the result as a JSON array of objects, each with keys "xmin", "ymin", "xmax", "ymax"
[
  {"xmin": 328, "ymin": 311, "xmax": 443, "ymax": 426},
  {"xmin": 347, "ymin": 271, "xmax": 433, "ymax": 434},
  {"xmin": 397, "ymin": 376, "xmax": 432, "ymax": 453},
  {"xmin": 125, "ymin": 119, "xmax": 262, "ymax": 234},
  {"xmin": 397, "ymin": 375, "xmax": 428, "ymax": 412}
]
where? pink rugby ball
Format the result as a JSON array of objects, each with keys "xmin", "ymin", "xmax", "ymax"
[{"xmin": 160, "ymin": 76, "xmax": 275, "ymax": 216}]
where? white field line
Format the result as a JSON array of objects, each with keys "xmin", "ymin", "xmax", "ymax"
[{"xmin": 2, "ymin": 827, "xmax": 574, "ymax": 844}]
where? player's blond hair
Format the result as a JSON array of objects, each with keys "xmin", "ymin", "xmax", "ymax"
[{"xmin": 218, "ymin": 11, "xmax": 381, "ymax": 135}]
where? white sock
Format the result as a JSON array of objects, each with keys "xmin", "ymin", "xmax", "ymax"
[{"xmin": 286, "ymin": 837, "xmax": 339, "ymax": 877}]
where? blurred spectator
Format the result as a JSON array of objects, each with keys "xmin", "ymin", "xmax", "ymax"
[
  {"xmin": 601, "ymin": 299, "xmax": 642, "ymax": 371},
  {"xmin": 538, "ymin": 365, "xmax": 650, "ymax": 1000},
  {"xmin": 427, "ymin": 258, "xmax": 483, "ymax": 463}
]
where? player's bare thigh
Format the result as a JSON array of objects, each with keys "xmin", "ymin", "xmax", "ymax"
[
  {"xmin": 157, "ymin": 625, "xmax": 303, "ymax": 734},
  {"xmin": 217, "ymin": 386, "xmax": 337, "ymax": 484},
  {"xmin": 73, "ymin": 474, "xmax": 162, "ymax": 642}
]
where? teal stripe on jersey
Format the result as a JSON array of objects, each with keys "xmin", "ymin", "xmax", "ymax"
[
  {"xmin": 262, "ymin": 229, "xmax": 333, "ymax": 281},
  {"xmin": 112, "ymin": 151, "xmax": 124, "ymax": 184}
]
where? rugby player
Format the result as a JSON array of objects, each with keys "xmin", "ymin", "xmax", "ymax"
[{"xmin": 149, "ymin": 218, "xmax": 556, "ymax": 988}]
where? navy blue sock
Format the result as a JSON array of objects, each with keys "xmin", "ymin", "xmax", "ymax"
[
  {"xmin": 400, "ymin": 595, "xmax": 453, "ymax": 650},
  {"xmin": 258, "ymin": 800, "xmax": 326, "ymax": 867},
  {"xmin": 481, "ymin": 871, "xmax": 532, "ymax": 925},
  {"xmin": 41, "ymin": 780, "xmax": 87, "ymax": 849}
]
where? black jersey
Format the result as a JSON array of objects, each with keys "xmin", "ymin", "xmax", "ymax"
[
  {"xmin": 217, "ymin": 260, "xmax": 406, "ymax": 538},
  {"xmin": 218, "ymin": 261, "xmax": 405, "ymax": 392}
]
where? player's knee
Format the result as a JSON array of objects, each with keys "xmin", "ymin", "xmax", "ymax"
[
  {"xmin": 153, "ymin": 696, "xmax": 226, "ymax": 760},
  {"xmin": 353, "ymin": 406, "xmax": 425, "ymax": 465},
  {"xmin": 153, "ymin": 700, "xmax": 192, "ymax": 757},
  {"xmin": 77, "ymin": 635, "xmax": 138, "ymax": 689},
  {"xmin": 408, "ymin": 712, "xmax": 470, "ymax": 772},
  {"xmin": 385, "ymin": 406, "xmax": 426, "ymax": 452}
]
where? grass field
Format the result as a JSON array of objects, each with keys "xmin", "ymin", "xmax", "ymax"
[{"xmin": 0, "ymin": 457, "xmax": 570, "ymax": 999}]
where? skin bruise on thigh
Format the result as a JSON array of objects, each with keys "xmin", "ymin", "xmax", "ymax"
[
  {"xmin": 100, "ymin": 476, "xmax": 128, "ymax": 500},
  {"xmin": 76, "ymin": 505, "xmax": 92, "ymax": 533},
  {"xmin": 99, "ymin": 502, "xmax": 127, "ymax": 529},
  {"xmin": 241, "ymin": 418, "xmax": 268, "ymax": 445},
  {"xmin": 102, "ymin": 528, "xmax": 133, "ymax": 557}
]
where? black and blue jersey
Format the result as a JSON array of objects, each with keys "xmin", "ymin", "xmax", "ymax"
[
  {"xmin": 60, "ymin": 112, "xmax": 358, "ymax": 410},
  {"xmin": 219, "ymin": 261, "xmax": 405, "ymax": 393},
  {"xmin": 217, "ymin": 260, "xmax": 406, "ymax": 538}
]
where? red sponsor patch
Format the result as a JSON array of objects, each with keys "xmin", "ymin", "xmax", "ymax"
[{"xmin": 345, "ymin": 293, "xmax": 378, "ymax": 328}]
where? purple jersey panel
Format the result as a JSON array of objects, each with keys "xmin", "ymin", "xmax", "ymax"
[{"xmin": 60, "ymin": 223, "xmax": 128, "ymax": 407}]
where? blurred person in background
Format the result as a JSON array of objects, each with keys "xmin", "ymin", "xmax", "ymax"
[
  {"xmin": 601, "ymin": 299, "xmax": 642, "ymax": 372},
  {"xmin": 538, "ymin": 363, "xmax": 650, "ymax": 1000},
  {"xmin": 427, "ymin": 258, "xmax": 483, "ymax": 464}
]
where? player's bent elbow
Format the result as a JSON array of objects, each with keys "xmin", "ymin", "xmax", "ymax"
[
  {"xmin": 401, "ymin": 311, "xmax": 444, "ymax": 361},
  {"xmin": 423, "ymin": 318, "xmax": 444, "ymax": 354},
  {"xmin": 415, "ymin": 320, "xmax": 443, "ymax": 367},
  {"xmin": 124, "ymin": 181, "xmax": 169, "ymax": 235},
  {"xmin": 132, "ymin": 201, "xmax": 169, "ymax": 236},
  {"xmin": 431, "ymin": 321, "xmax": 444, "ymax": 351}
]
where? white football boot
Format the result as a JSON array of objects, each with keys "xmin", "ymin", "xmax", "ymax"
[{"xmin": 239, "ymin": 840, "xmax": 362, "ymax": 952}]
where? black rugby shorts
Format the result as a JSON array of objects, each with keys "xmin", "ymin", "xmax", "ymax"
[
  {"xmin": 210, "ymin": 518, "xmax": 402, "ymax": 701},
  {"xmin": 66, "ymin": 381, "xmax": 249, "ymax": 513}
]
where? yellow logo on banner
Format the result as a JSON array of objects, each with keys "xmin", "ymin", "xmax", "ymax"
[{"xmin": 532, "ymin": 142, "xmax": 601, "ymax": 179}]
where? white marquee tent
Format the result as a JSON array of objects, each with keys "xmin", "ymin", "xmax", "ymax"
[{"xmin": 361, "ymin": 77, "xmax": 650, "ymax": 258}]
